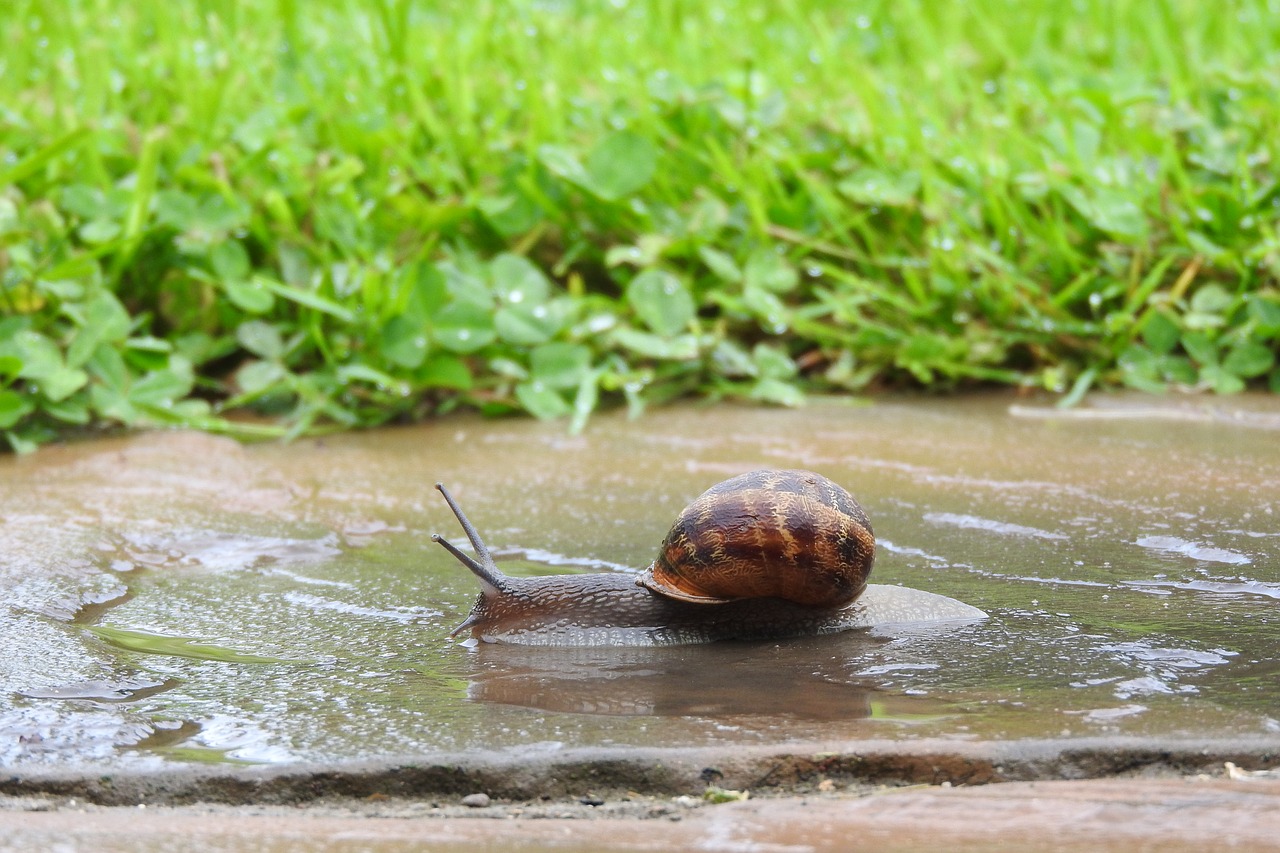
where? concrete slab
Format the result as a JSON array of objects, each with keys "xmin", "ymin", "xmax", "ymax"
[{"xmin": 4, "ymin": 777, "xmax": 1280, "ymax": 852}]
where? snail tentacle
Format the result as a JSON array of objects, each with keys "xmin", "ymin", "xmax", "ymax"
[
  {"xmin": 432, "ymin": 482, "xmax": 515, "ymax": 601},
  {"xmin": 430, "ymin": 533, "xmax": 487, "ymax": 579}
]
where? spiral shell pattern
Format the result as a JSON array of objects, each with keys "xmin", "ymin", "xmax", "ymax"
[{"xmin": 638, "ymin": 469, "xmax": 875, "ymax": 608}]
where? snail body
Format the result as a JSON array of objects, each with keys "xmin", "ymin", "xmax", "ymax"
[{"xmin": 433, "ymin": 470, "xmax": 982, "ymax": 647}]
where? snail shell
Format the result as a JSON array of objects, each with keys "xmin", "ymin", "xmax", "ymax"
[{"xmin": 638, "ymin": 469, "xmax": 874, "ymax": 607}]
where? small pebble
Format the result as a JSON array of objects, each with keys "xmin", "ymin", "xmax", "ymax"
[
  {"xmin": 579, "ymin": 795, "xmax": 605, "ymax": 806},
  {"xmin": 461, "ymin": 793, "xmax": 491, "ymax": 808},
  {"xmin": 1226, "ymin": 761, "xmax": 1280, "ymax": 780}
]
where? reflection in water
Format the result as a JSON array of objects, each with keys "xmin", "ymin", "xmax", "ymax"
[
  {"xmin": 86, "ymin": 625, "xmax": 291, "ymax": 664},
  {"xmin": 464, "ymin": 636, "xmax": 944, "ymax": 721},
  {"xmin": 924, "ymin": 512, "xmax": 1067, "ymax": 540},
  {"xmin": 19, "ymin": 676, "xmax": 180, "ymax": 703},
  {"xmin": 114, "ymin": 528, "xmax": 344, "ymax": 573},
  {"xmin": 0, "ymin": 704, "xmax": 160, "ymax": 767},
  {"xmin": 283, "ymin": 591, "xmax": 441, "ymax": 623},
  {"xmin": 1135, "ymin": 535, "xmax": 1252, "ymax": 565},
  {"xmin": 127, "ymin": 715, "xmax": 299, "ymax": 765},
  {"xmin": 1125, "ymin": 578, "xmax": 1280, "ymax": 599}
]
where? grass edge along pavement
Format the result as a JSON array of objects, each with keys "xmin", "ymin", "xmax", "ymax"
[{"xmin": 3, "ymin": 0, "xmax": 1280, "ymax": 452}]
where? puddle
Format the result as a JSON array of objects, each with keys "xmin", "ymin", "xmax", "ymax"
[
  {"xmin": 1134, "ymin": 535, "xmax": 1252, "ymax": 565},
  {"xmin": 1, "ymin": 394, "xmax": 1279, "ymax": 770}
]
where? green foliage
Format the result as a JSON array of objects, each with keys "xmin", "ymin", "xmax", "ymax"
[
  {"xmin": 1118, "ymin": 286, "xmax": 1280, "ymax": 394},
  {"xmin": 2, "ymin": 0, "xmax": 1279, "ymax": 450}
]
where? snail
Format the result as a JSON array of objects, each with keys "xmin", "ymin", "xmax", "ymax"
[{"xmin": 432, "ymin": 469, "xmax": 985, "ymax": 647}]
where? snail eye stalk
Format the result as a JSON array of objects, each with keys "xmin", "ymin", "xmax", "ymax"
[{"xmin": 432, "ymin": 483, "xmax": 512, "ymax": 596}]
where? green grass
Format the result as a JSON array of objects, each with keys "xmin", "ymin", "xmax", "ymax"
[{"xmin": 2, "ymin": 0, "xmax": 1280, "ymax": 450}]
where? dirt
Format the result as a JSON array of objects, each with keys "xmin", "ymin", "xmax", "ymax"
[{"xmin": 3, "ymin": 776, "xmax": 1280, "ymax": 852}]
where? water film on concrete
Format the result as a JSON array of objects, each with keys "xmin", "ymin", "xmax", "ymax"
[{"xmin": 2, "ymin": 394, "xmax": 1279, "ymax": 811}]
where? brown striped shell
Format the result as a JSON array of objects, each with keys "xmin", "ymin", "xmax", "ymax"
[{"xmin": 636, "ymin": 469, "xmax": 875, "ymax": 608}]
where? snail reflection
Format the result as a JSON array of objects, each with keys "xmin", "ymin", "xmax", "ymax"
[
  {"xmin": 462, "ymin": 638, "xmax": 957, "ymax": 721},
  {"xmin": 432, "ymin": 469, "xmax": 985, "ymax": 647}
]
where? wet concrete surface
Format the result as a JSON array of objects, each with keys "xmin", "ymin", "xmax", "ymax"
[{"xmin": 3, "ymin": 393, "xmax": 1280, "ymax": 845}]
